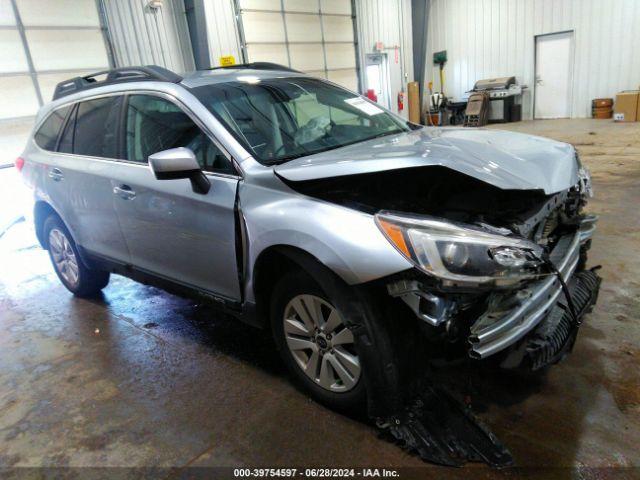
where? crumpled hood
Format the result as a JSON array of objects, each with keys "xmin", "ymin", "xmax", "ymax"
[{"xmin": 274, "ymin": 127, "xmax": 579, "ymax": 194}]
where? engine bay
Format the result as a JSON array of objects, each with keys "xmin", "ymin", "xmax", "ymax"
[{"xmin": 282, "ymin": 165, "xmax": 587, "ymax": 252}]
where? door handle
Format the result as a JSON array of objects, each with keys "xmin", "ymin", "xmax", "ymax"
[
  {"xmin": 48, "ymin": 168, "xmax": 64, "ymax": 181},
  {"xmin": 113, "ymin": 184, "xmax": 136, "ymax": 200}
]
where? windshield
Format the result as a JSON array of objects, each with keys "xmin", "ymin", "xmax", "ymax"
[{"xmin": 191, "ymin": 77, "xmax": 409, "ymax": 165}]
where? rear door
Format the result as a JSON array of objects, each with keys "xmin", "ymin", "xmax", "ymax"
[
  {"xmin": 110, "ymin": 93, "xmax": 241, "ymax": 301},
  {"xmin": 33, "ymin": 96, "xmax": 130, "ymax": 262}
]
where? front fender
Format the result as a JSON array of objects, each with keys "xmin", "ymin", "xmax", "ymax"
[{"xmin": 241, "ymin": 180, "xmax": 412, "ymax": 304}]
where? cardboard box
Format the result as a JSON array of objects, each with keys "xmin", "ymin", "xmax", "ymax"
[
  {"xmin": 614, "ymin": 91, "xmax": 639, "ymax": 122},
  {"xmin": 407, "ymin": 82, "xmax": 420, "ymax": 124}
]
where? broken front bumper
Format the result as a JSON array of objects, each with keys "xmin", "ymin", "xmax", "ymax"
[
  {"xmin": 501, "ymin": 268, "xmax": 600, "ymax": 370},
  {"xmin": 468, "ymin": 227, "xmax": 599, "ymax": 361}
]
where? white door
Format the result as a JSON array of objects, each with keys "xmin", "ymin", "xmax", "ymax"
[
  {"xmin": 365, "ymin": 53, "xmax": 391, "ymax": 109},
  {"xmin": 534, "ymin": 32, "xmax": 573, "ymax": 119},
  {"xmin": 236, "ymin": 0, "xmax": 359, "ymax": 92},
  {"xmin": 1, "ymin": 0, "xmax": 110, "ymax": 120}
]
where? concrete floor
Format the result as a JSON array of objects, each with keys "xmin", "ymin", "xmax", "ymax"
[{"xmin": 0, "ymin": 118, "xmax": 639, "ymax": 475}]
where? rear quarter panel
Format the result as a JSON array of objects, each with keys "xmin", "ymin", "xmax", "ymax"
[{"xmin": 21, "ymin": 141, "xmax": 74, "ymax": 233}]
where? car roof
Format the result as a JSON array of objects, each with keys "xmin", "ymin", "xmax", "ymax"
[
  {"xmin": 46, "ymin": 64, "xmax": 307, "ymax": 107},
  {"xmin": 37, "ymin": 66, "xmax": 317, "ymax": 124},
  {"xmin": 180, "ymin": 68, "xmax": 307, "ymax": 89}
]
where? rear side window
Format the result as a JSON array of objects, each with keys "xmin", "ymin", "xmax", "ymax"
[
  {"xmin": 73, "ymin": 96, "xmax": 123, "ymax": 158},
  {"xmin": 125, "ymin": 94, "xmax": 234, "ymax": 174},
  {"xmin": 34, "ymin": 105, "xmax": 71, "ymax": 151}
]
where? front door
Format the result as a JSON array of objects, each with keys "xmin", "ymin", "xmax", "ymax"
[
  {"xmin": 534, "ymin": 31, "xmax": 573, "ymax": 119},
  {"xmin": 111, "ymin": 93, "xmax": 241, "ymax": 301}
]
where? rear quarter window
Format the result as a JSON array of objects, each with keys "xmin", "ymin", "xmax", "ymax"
[
  {"xmin": 34, "ymin": 105, "xmax": 71, "ymax": 151},
  {"xmin": 57, "ymin": 105, "xmax": 77, "ymax": 154}
]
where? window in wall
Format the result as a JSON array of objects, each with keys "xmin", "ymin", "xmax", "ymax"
[{"xmin": 125, "ymin": 95, "xmax": 233, "ymax": 174}]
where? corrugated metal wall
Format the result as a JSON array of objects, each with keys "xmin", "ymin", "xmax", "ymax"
[
  {"xmin": 426, "ymin": 0, "xmax": 640, "ymax": 119},
  {"xmin": 202, "ymin": 0, "xmax": 240, "ymax": 66},
  {"xmin": 356, "ymin": 0, "xmax": 414, "ymax": 116},
  {"xmin": 101, "ymin": 0, "xmax": 195, "ymax": 73}
]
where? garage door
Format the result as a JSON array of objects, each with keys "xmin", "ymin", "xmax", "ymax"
[
  {"xmin": 236, "ymin": 0, "xmax": 359, "ymax": 92},
  {"xmin": 0, "ymin": 0, "xmax": 110, "ymax": 120}
]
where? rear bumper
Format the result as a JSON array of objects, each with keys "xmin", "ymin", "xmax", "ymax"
[{"xmin": 468, "ymin": 226, "xmax": 598, "ymax": 360}]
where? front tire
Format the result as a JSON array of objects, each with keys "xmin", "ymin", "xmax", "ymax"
[
  {"xmin": 44, "ymin": 215, "xmax": 110, "ymax": 297},
  {"xmin": 271, "ymin": 271, "xmax": 366, "ymax": 412}
]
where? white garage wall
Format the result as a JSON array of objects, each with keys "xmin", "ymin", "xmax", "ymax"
[
  {"xmin": 356, "ymin": 0, "xmax": 414, "ymax": 117},
  {"xmin": 0, "ymin": 0, "xmax": 111, "ymax": 119},
  {"xmin": 229, "ymin": 0, "xmax": 360, "ymax": 92},
  {"xmin": 101, "ymin": 0, "xmax": 195, "ymax": 73},
  {"xmin": 425, "ymin": 0, "xmax": 640, "ymax": 119}
]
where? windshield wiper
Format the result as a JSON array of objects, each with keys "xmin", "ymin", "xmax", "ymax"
[{"xmin": 371, "ymin": 130, "xmax": 403, "ymax": 140}]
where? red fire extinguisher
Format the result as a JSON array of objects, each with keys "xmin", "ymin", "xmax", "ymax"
[{"xmin": 397, "ymin": 91, "xmax": 405, "ymax": 111}]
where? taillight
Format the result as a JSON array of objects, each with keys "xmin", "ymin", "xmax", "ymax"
[{"xmin": 15, "ymin": 157, "xmax": 25, "ymax": 172}]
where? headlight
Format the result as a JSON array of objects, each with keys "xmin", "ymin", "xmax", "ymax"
[{"xmin": 375, "ymin": 211, "xmax": 544, "ymax": 287}]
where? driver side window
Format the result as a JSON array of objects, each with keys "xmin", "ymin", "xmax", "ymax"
[{"xmin": 125, "ymin": 94, "xmax": 234, "ymax": 175}]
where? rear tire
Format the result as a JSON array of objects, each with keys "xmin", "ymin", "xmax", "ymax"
[
  {"xmin": 271, "ymin": 270, "xmax": 366, "ymax": 412},
  {"xmin": 44, "ymin": 215, "xmax": 110, "ymax": 297}
]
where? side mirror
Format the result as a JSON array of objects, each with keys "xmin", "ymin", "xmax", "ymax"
[{"xmin": 148, "ymin": 147, "xmax": 211, "ymax": 194}]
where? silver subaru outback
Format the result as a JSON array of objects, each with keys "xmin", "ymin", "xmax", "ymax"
[{"xmin": 18, "ymin": 64, "xmax": 600, "ymax": 420}]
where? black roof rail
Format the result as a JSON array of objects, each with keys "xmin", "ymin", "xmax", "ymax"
[
  {"xmin": 210, "ymin": 62, "xmax": 303, "ymax": 74},
  {"xmin": 52, "ymin": 65, "xmax": 183, "ymax": 101}
]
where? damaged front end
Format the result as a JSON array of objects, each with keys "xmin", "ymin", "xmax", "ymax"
[
  {"xmin": 468, "ymin": 227, "xmax": 600, "ymax": 368},
  {"xmin": 378, "ymin": 172, "xmax": 600, "ymax": 373},
  {"xmin": 373, "ymin": 179, "xmax": 600, "ymax": 466},
  {"xmin": 282, "ymin": 155, "xmax": 600, "ymax": 467}
]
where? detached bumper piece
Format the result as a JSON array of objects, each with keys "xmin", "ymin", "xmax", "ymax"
[
  {"xmin": 469, "ymin": 231, "xmax": 588, "ymax": 359},
  {"xmin": 379, "ymin": 386, "xmax": 513, "ymax": 468},
  {"xmin": 503, "ymin": 269, "xmax": 601, "ymax": 371}
]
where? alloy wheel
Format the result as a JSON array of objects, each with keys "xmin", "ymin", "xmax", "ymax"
[
  {"xmin": 283, "ymin": 294, "xmax": 361, "ymax": 393},
  {"xmin": 49, "ymin": 228, "xmax": 79, "ymax": 288}
]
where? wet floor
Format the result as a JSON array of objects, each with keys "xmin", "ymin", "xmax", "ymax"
[{"xmin": 0, "ymin": 119, "xmax": 639, "ymax": 476}]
